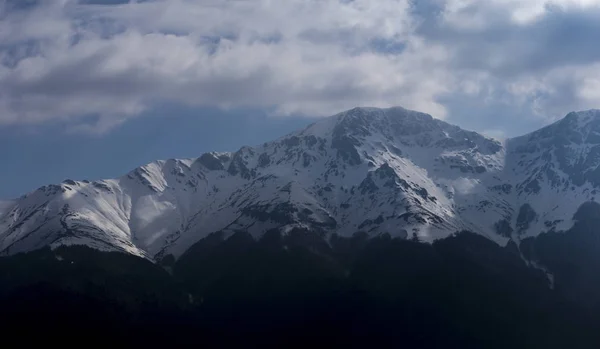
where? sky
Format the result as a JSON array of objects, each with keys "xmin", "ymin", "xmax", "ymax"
[{"xmin": 2, "ymin": 0, "xmax": 600, "ymax": 198}]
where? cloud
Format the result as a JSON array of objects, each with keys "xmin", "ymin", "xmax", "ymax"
[
  {"xmin": 411, "ymin": 0, "xmax": 600, "ymax": 133},
  {"xmin": 1, "ymin": 0, "xmax": 600, "ymax": 134}
]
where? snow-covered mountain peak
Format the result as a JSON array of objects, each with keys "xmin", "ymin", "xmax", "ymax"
[
  {"xmin": 2, "ymin": 106, "xmax": 599, "ymax": 261},
  {"xmin": 331, "ymin": 107, "xmax": 500, "ymax": 151},
  {"xmin": 562, "ymin": 109, "xmax": 600, "ymax": 128},
  {"xmin": 508, "ymin": 109, "xmax": 600, "ymax": 191},
  {"xmin": 520, "ymin": 109, "xmax": 600, "ymax": 144}
]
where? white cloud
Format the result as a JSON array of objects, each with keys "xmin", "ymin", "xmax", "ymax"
[
  {"xmin": 440, "ymin": 0, "xmax": 600, "ymax": 26},
  {"xmin": 1, "ymin": 0, "xmax": 600, "ymax": 134}
]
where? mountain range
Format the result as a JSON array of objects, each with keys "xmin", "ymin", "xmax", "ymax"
[
  {"xmin": 1, "ymin": 106, "xmax": 599, "ymax": 261},
  {"xmin": 3, "ymin": 106, "xmax": 600, "ymax": 347}
]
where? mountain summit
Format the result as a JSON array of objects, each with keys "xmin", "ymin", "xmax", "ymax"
[{"xmin": 1, "ymin": 107, "xmax": 598, "ymax": 260}]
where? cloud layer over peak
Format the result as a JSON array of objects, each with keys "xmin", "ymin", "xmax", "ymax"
[{"xmin": 1, "ymin": 0, "xmax": 600, "ymax": 135}]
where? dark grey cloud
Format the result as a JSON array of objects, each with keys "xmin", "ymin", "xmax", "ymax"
[
  {"xmin": 2, "ymin": 0, "xmax": 43, "ymax": 11},
  {"xmin": 78, "ymin": 0, "xmax": 153, "ymax": 4},
  {"xmin": 416, "ymin": 5, "xmax": 600, "ymax": 76}
]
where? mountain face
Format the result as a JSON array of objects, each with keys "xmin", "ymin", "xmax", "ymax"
[
  {"xmin": 1, "ymin": 107, "xmax": 600, "ymax": 261},
  {"xmin": 4, "ymin": 106, "xmax": 600, "ymax": 347}
]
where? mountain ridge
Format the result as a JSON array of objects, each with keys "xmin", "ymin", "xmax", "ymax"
[{"xmin": 2, "ymin": 106, "xmax": 599, "ymax": 261}]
